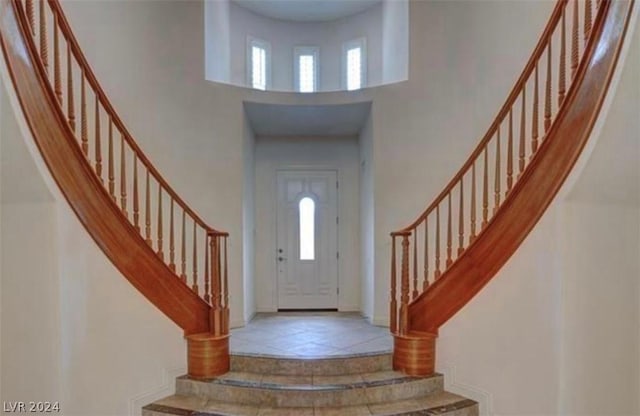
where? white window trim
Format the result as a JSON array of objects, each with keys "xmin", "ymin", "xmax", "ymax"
[
  {"xmin": 293, "ymin": 46, "xmax": 320, "ymax": 93},
  {"xmin": 342, "ymin": 37, "xmax": 367, "ymax": 91},
  {"xmin": 246, "ymin": 36, "xmax": 271, "ymax": 90}
]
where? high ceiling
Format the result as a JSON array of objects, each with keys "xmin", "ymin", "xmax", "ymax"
[{"xmin": 232, "ymin": 0, "xmax": 382, "ymax": 22}]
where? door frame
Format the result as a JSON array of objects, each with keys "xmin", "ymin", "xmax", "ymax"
[{"xmin": 274, "ymin": 166, "xmax": 341, "ymax": 310}]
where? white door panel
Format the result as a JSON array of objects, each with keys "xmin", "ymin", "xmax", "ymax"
[{"xmin": 276, "ymin": 170, "xmax": 338, "ymax": 309}]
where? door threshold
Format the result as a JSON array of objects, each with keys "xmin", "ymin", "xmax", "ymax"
[{"xmin": 277, "ymin": 308, "xmax": 339, "ymax": 312}]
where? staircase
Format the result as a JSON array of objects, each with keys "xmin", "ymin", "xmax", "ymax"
[
  {"xmin": 388, "ymin": 0, "xmax": 635, "ymax": 376},
  {"xmin": 0, "ymin": 0, "xmax": 231, "ymax": 378},
  {"xmin": 143, "ymin": 353, "xmax": 478, "ymax": 416},
  {"xmin": 0, "ymin": 0, "xmax": 635, "ymax": 413}
]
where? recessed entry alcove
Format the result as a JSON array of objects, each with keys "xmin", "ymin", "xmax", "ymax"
[
  {"xmin": 242, "ymin": 101, "xmax": 374, "ymax": 315},
  {"xmin": 205, "ymin": 0, "xmax": 408, "ymax": 92}
]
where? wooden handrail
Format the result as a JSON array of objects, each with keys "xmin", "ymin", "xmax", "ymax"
[
  {"xmin": 411, "ymin": 0, "xmax": 632, "ymax": 331},
  {"xmin": 389, "ymin": 0, "xmax": 634, "ymax": 342},
  {"xmin": 395, "ymin": 0, "xmax": 568, "ymax": 233},
  {"xmin": 44, "ymin": 0, "xmax": 225, "ymax": 236},
  {"xmin": 1, "ymin": 0, "xmax": 230, "ymax": 337}
]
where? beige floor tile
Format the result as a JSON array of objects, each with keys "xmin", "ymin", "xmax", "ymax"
[{"xmin": 231, "ymin": 313, "xmax": 390, "ymax": 358}]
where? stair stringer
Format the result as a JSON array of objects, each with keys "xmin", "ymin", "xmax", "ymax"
[
  {"xmin": 0, "ymin": 1, "xmax": 211, "ymax": 335},
  {"xmin": 408, "ymin": 0, "xmax": 635, "ymax": 333}
]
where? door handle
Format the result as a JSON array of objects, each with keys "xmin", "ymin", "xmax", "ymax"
[{"xmin": 278, "ymin": 256, "xmax": 287, "ymax": 262}]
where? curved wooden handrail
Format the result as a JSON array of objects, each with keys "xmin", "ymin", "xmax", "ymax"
[
  {"xmin": 389, "ymin": 0, "xmax": 634, "ymax": 335},
  {"xmin": 45, "ymin": 0, "xmax": 225, "ymax": 236},
  {"xmin": 412, "ymin": 0, "xmax": 634, "ymax": 331},
  {"xmin": 396, "ymin": 0, "xmax": 568, "ymax": 233},
  {"xmin": 0, "ymin": 0, "xmax": 231, "ymax": 336}
]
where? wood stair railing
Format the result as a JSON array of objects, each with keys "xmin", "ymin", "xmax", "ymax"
[
  {"xmin": 390, "ymin": 0, "xmax": 635, "ymax": 376},
  {"xmin": 0, "ymin": 0, "xmax": 230, "ymax": 378}
]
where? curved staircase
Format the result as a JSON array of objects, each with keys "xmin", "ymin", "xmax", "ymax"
[
  {"xmin": 388, "ymin": 0, "xmax": 635, "ymax": 375},
  {"xmin": 0, "ymin": 0, "xmax": 231, "ymax": 378},
  {"xmin": 0, "ymin": 0, "xmax": 635, "ymax": 414}
]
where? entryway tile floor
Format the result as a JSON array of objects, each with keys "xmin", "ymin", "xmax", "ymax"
[{"xmin": 229, "ymin": 312, "xmax": 393, "ymax": 358}]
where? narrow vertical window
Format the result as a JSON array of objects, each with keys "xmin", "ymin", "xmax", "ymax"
[
  {"xmin": 299, "ymin": 197, "xmax": 315, "ymax": 260},
  {"xmin": 299, "ymin": 55, "xmax": 315, "ymax": 92},
  {"xmin": 343, "ymin": 38, "xmax": 366, "ymax": 91},
  {"xmin": 346, "ymin": 47, "xmax": 362, "ymax": 90},
  {"xmin": 247, "ymin": 37, "xmax": 270, "ymax": 90},
  {"xmin": 294, "ymin": 47, "xmax": 319, "ymax": 93},
  {"xmin": 252, "ymin": 46, "xmax": 266, "ymax": 90}
]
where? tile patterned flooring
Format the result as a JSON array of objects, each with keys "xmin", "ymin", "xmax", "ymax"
[{"xmin": 230, "ymin": 312, "xmax": 393, "ymax": 358}]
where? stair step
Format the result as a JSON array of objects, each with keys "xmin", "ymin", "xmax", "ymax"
[
  {"xmin": 142, "ymin": 391, "xmax": 477, "ymax": 416},
  {"xmin": 145, "ymin": 353, "xmax": 476, "ymax": 415},
  {"xmin": 175, "ymin": 370, "xmax": 443, "ymax": 407},
  {"xmin": 230, "ymin": 352, "xmax": 392, "ymax": 376}
]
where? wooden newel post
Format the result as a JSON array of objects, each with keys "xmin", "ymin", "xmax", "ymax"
[
  {"xmin": 209, "ymin": 234, "xmax": 221, "ymax": 336},
  {"xmin": 188, "ymin": 232, "xmax": 231, "ymax": 379},
  {"xmin": 399, "ymin": 232, "xmax": 411, "ymax": 335},
  {"xmin": 390, "ymin": 235, "xmax": 398, "ymax": 334},
  {"xmin": 392, "ymin": 229, "xmax": 437, "ymax": 377},
  {"xmin": 222, "ymin": 235, "xmax": 229, "ymax": 335},
  {"xmin": 204, "ymin": 233, "xmax": 210, "ymax": 304}
]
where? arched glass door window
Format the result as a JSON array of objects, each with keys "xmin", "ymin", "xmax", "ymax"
[{"xmin": 299, "ymin": 197, "xmax": 315, "ymax": 260}]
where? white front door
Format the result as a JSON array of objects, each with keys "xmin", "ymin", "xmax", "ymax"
[{"xmin": 276, "ymin": 170, "xmax": 338, "ymax": 310}]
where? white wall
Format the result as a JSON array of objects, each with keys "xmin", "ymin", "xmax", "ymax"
[
  {"xmin": 1, "ymin": 83, "xmax": 61, "ymax": 408},
  {"xmin": 1, "ymin": 203, "xmax": 61, "ymax": 405},
  {"xmin": 205, "ymin": 0, "xmax": 231, "ymax": 83},
  {"xmin": 60, "ymin": 0, "xmax": 247, "ymax": 328},
  {"xmin": 254, "ymin": 136, "xmax": 361, "ymax": 312},
  {"xmin": 0, "ymin": 79, "xmax": 188, "ymax": 416},
  {"xmin": 434, "ymin": 5, "xmax": 640, "ymax": 414},
  {"xmin": 436, "ymin": 202, "xmax": 564, "ymax": 415},
  {"xmin": 55, "ymin": 202, "xmax": 187, "ymax": 416},
  {"xmin": 382, "ymin": 0, "xmax": 408, "ymax": 84},
  {"xmin": 559, "ymin": 202, "xmax": 639, "ymax": 415},
  {"xmin": 370, "ymin": 0, "xmax": 556, "ymax": 326},
  {"xmin": 0, "ymin": 75, "xmax": 2, "ymax": 407},
  {"xmin": 359, "ymin": 113, "xmax": 375, "ymax": 321},
  {"xmin": 558, "ymin": 16, "xmax": 640, "ymax": 414},
  {"xmin": 242, "ymin": 113, "xmax": 256, "ymax": 322},
  {"xmin": 227, "ymin": 1, "xmax": 384, "ymax": 92}
]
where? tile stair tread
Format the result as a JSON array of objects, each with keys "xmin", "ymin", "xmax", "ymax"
[
  {"xmin": 143, "ymin": 391, "xmax": 477, "ymax": 416},
  {"xmin": 178, "ymin": 371, "xmax": 442, "ymax": 391},
  {"xmin": 230, "ymin": 352, "xmax": 393, "ymax": 364},
  {"xmin": 230, "ymin": 350, "xmax": 393, "ymax": 360},
  {"xmin": 230, "ymin": 352, "xmax": 393, "ymax": 376},
  {"xmin": 230, "ymin": 352, "xmax": 392, "ymax": 359}
]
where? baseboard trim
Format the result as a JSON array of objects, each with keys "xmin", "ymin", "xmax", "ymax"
[
  {"xmin": 337, "ymin": 305, "xmax": 361, "ymax": 312},
  {"xmin": 128, "ymin": 366, "xmax": 186, "ymax": 416},
  {"xmin": 437, "ymin": 361, "xmax": 493, "ymax": 416}
]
